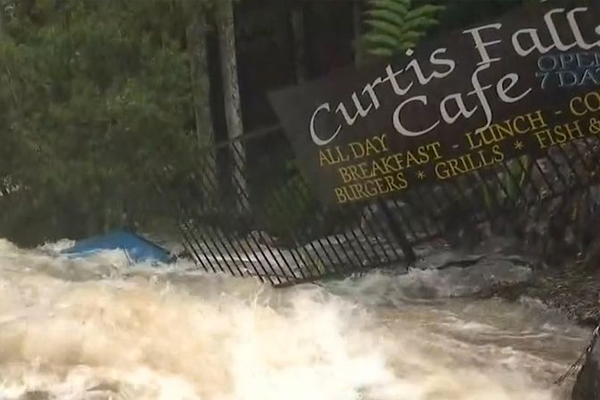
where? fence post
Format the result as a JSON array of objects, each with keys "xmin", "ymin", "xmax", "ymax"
[{"xmin": 376, "ymin": 199, "xmax": 416, "ymax": 265}]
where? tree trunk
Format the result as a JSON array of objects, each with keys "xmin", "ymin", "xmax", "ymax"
[
  {"xmin": 215, "ymin": 0, "xmax": 249, "ymax": 213},
  {"xmin": 0, "ymin": 0, "xmax": 5, "ymax": 38},
  {"xmin": 290, "ymin": 3, "xmax": 307, "ymax": 83},
  {"xmin": 353, "ymin": 0, "xmax": 363, "ymax": 67},
  {"xmin": 187, "ymin": 9, "xmax": 218, "ymax": 209}
]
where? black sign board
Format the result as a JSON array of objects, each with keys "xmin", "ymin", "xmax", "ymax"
[{"xmin": 269, "ymin": 1, "xmax": 600, "ymax": 206}]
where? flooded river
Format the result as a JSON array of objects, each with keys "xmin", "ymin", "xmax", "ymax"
[{"xmin": 0, "ymin": 238, "xmax": 592, "ymax": 400}]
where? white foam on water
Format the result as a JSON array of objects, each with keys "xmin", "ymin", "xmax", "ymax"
[{"xmin": 0, "ymin": 238, "xmax": 592, "ymax": 400}]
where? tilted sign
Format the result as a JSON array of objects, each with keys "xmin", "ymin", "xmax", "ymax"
[{"xmin": 269, "ymin": 1, "xmax": 600, "ymax": 207}]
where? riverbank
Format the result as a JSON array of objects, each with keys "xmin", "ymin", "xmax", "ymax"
[
  {"xmin": 524, "ymin": 260, "xmax": 600, "ymax": 328},
  {"xmin": 424, "ymin": 234, "xmax": 600, "ymax": 329},
  {"xmin": 459, "ymin": 235, "xmax": 600, "ymax": 329}
]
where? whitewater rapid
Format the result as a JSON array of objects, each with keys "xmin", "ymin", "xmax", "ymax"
[{"xmin": 0, "ymin": 238, "xmax": 592, "ymax": 400}]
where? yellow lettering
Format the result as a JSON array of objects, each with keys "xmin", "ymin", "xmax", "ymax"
[
  {"xmin": 553, "ymin": 125, "xmax": 568, "ymax": 144},
  {"xmin": 513, "ymin": 116, "xmax": 529, "ymax": 134},
  {"xmin": 365, "ymin": 139, "xmax": 379, "ymax": 157},
  {"xmin": 534, "ymin": 129, "xmax": 551, "ymax": 149},
  {"xmin": 569, "ymin": 91, "xmax": 600, "ymax": 116},
  {"xmin": 364, "ymin": 180, "xmax": 378, "ymax": 196},
  {"xmin": 395, "ymin": 172, "xmax": 408, "ymax": 189},
  {"xmin": 334, "ymin": 146, "xmax": 350, "ymax": 163},
  {"xmin": 406, "ymin": 150, "xmax": 420, "ymax": 168},
  {"xmin": 494, "ymin": 121, "xmax": 515, "ymax": 140},
  {"xmin": 435, "ymin": 162, "xmax": 452, "ymax": 180},
  {"xmin": 570, "ymin": 96, "xmax": 586, "ymax": 116},
  {"xmin": 492, "ymin": 144, "xmax": 505, "ymax": 162},
  {"xmin": 319, "ymin": 149, "xmax": 334, "ymax": 166},
  {"xmin": 527, "ymin": 110, "xmax": 547, "ymax": 130},
  {"xmin": 373, "ymin": 134, "xmax": 388, "ymax": 152},
  {"xmin": 585, "ymin": 91, "xmax": 600, "ymax": 112},
  {"xmin": 427, "ymin": 142, "xmax": 443, "ymax": 160},
  {"xmin": 433, "ymin": 146, "xmax": 503, "ymax": 181},
  {"xmin": 371, "ymin": 158, "xmax": 387, "ymax": 176},
  {"xmin": 338, "ymin": 166, "xmax": 353, "ymax": 183},
  {"xmin": 392, "ymin": 153, "xmax": 405, "ymax": 170},
  {"xmin": 417, "ymin": 145, "xmax": 431, "ymax": 163},
  {"xmin": 349, "ymin": 142, "xmax": 365, "ymax": 159},
  {"xmin": 466, "ymin": 132, "xmax": 482, "ymax": 150},
  {"xmin": 564, "ymin": 120, "xmax": 584, "ymax": 140},
  {"xmin": 384, "ymin": 175, "xmax": 401, "ymax": 191},
  {"xmin": 448, "ymin": 159, "xmax": 466, "ymax": 176},
  {"xmin": 335, "ymin": 187, "xmax": 348, "ymax": 204},
  {"xmin": 358, "ymin": 162, "xmax": 373, "ymax": 179},
  {"xmin": 374, "ymin": 177, "xmax": 388, "ymax": 194}
]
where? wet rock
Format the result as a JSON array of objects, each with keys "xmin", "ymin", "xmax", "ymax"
[
  {"xmin": 391, "ymin": 254, "xmax": 534, "ymax": 300},
  {"xmin": 524, "ymin": 262, "xmax": 600, "ymax": 327},
  {"xmin": 572, "ymin": 335, "xmax": 600, "ymax": 400},
  {"xmin": 415, "ymin": 251, "xmax": 485, "ymax": 270},
  {"xmin": 431, "ymin": 257, "xmax": 534, "ymax": 298}
]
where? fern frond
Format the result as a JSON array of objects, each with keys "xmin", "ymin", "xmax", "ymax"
[
  {"xmin": 363, "ymin": 33, "xmax": 399, "ymax": 49},
  {"xmin": 360, "ymin": 0, "xmax": 444, "ymax": 60},
  {"xmin": 364, "ymin": 19, "xmax": 404, "ymax": 38},
  {"xmin": 369, "ymin": 0, "xmax": 410, "ymax": 17},
  {"xmin": 397, "ymin": 40, "xmax": 418, "ymax": 51},
  {"xmin": 396, "ymin": 31, "xmax": 425, "ymax": 47},
  {"xmin": 405, "ymin": 4, "xmax": 445, "ymax": 21},
  {"xmin": 364, "ymin": 9, "xmax": 407, "ymax": 28},
  {"xmin": 367, "ymin": 47, "xmax": 395, "ymax": 58},
  {"xmin": 400, "ymin": 15, "xmax": 440, "ymax": 34}
]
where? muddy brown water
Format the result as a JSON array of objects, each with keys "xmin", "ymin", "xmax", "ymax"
[{"xmin": 0, "ymin": 239, "xmax": 592, "ymax": 400}]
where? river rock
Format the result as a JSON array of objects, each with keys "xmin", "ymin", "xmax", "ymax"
[
  {"xmin": 427, "ymin": 257, "xmax": 533, "ymax": 298},
  {"xmin": 572, "ymin": 334, "xmax": 600, "ymax": 400},
  {"xmin": 414, "ymin": 250, "xmax": 485, "ymax": 270},
  {"xmin": 386, "ymin": 254, "xmax": 534, "ymax": 300}
]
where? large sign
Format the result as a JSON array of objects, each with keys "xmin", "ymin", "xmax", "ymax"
[{"xmin": 269, "ymin": 1, "xmax": 600, "ymax": 206}]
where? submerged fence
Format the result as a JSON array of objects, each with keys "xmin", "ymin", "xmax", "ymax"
[{"xmin": 163, "ymin": 119, "xmax": 600, "ymax": 287}]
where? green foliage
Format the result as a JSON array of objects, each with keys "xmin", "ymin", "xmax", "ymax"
[
  {"xmin": 476, "ymin": 156, "xmax": 531, "ymax": 213},
  {"xmin": 262, "ymin": 172, "xmax": 314, "ymax": 242},
  {"xmin": 0, "ymin": 0, "xmax": 210, "ymax": 244},
  {"xmin": 260, "ymin": 161, "xmax": 352, "ymax": 245},
  {"xmin": 361, "ymin": 0, "xmax": 444, "ymax": 59}
]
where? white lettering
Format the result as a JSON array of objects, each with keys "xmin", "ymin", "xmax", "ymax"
[
  {"xmin": 567, "ymin": 8, "xmax": 600, "ymax": 50},
  {"xmin": 512, "ymin": 28, "xmax": 553, "ymax": 56},
  {"xmin": 429, "ymin": 48, "xmax": 456, "ymax": 78},
  {"xmin": 544, "ymin": 9, "xmax": 576, "ymax": 51},
  {"xmin": 393, "ymin": 96, "xmax": 440, "ymax": 137},
  {"xmin": 467, "ymin": 63, "xmax": 494, "ymax": 130},
  {"xmin": 497, "ymin": 73, "xmax": 532, "ymax": 103},
  {"xmin": 440, "ymin": 93, "xmax": 477, "ymax": 124},
  {"xmin": 463, "ymin": 23, "xmax": 503, "ymax": 65},
  {"xmin": 362, "ymin": 77, "xmax": 385, "ymax": 110},
  {"xmin": 383, "ymin": 65, "xmax": 413, "ymax": 96},
  {"xmin": 310, "ymin": 103, "xmax": 341, "ymax": 146},
  {"xmin": 336, "ymin": 92, "xmax": 373, "ymax": 126}
]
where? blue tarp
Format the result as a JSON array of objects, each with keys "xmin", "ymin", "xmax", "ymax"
[{"xmin": 61, "ymin": 230, "xmax": 174, "ymax": 265}]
